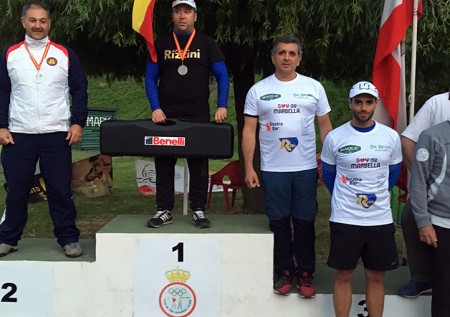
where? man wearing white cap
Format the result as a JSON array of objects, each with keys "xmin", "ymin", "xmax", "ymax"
[
  {"xmin": 321, "ymin": 81, "xmax": 402, "ymax": 317},
  {"xmin": 145, "ymin": 0, "xmax": 229, "ymax": 229}
]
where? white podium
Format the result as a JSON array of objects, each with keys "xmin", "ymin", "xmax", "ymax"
[{"xmin": 0, "ymin": 215, "xmax": 431, "ymax": 316}]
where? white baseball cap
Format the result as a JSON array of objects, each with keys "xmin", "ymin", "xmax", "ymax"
[
  {"xmin": 172, "ymin": 0, "xmax": 197, "ymax": 10},
  {"xmin": 349, "ymin": 81, "xmax": 379, "ymax": 99}
]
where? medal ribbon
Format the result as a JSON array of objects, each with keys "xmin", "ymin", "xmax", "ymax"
[
  {"xmin": 172, "ymin": 29, "xmax": 196, "ymax": 63},
  {"xmin": 24, "ymin": 42, "xmax": 51, "ymax": 71}
]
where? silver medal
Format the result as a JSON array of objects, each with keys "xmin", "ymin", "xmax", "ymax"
[
  {"xmin": 178, "ymin": 65, "xmax": 188, "ymax": 76},
  {"xmin": 34, "ymin": 73, "xmax": 44, "ymax": 84}
]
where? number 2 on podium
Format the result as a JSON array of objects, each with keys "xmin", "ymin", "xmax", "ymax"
[{"xmin": 1, "ymin": 283, "xmax": 18, "ymax": 303}]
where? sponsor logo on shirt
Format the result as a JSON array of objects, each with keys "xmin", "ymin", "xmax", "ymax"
[
  {"xmin": 340, "ymin": 175, "xmax": 362, "ymax": 185},
  {"xmin": 46, "ymin": 57, "xmax": 57, "ymax": 66},
  {"xmin": 145, "ymin": 136, "xmax": 186, "ymax": 146},
  {"xmin": 279, "ymin": 137, "xmax": 298, "ymax": 152},
  {"xmin": 260, "ymin": 94, "xmax": 281, "ymax": 101},
  {"xmin": 351, "ymin": 158, "xmax": 380, "ymax": 169},
  {"xmin": 293, "ymin": 93, "xmax": 313, "ymax": 99},
  {"xmin": 356, "ymin": 193, "xmax": 377, "ymax": 208},
  {"xmin": 338, "ymin": 145, "xmax": 361, "ymax": 154},
  {"xmin": 164, "ymin": 49, "xmax": 201, "ymax": 60},
  {"xmin": 370, "ymin": 144, "xmax": 391, "ymax": 152},
  {"xmin": 274, "ymin": 104, "xmax": 300, "ymax": 114},
  {"xmin": 264, "ymin": 122, "xmax": 283, "ymax": 131}
]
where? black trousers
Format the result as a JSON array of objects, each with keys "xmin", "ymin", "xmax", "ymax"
[
  {"xmin": 431, "ymin": 225, "xmax": 450, "ymax": 317},
  {"xmin": 269, "ymin": 216, "xmax": 316, "ymax": 275},
  {"xmin": 0, "ymin": 133, "xmax": 79, "ymax": 247},
  {"xmin": 402, "ymin": 198, "xmax": 432, "ymax": 282},
  {"xmin": 155, "ymin": 156, "xmax": 208, "ymax": 211},
  {"xmin": 154, "ymin": 113, "xmax": 210, "ymax": 212}
]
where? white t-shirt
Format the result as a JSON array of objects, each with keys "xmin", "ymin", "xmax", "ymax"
[
  {"xmin": 321, "ymin": 122, "xmax": 402, "ymax": 226},
  {"xmin": 244, "ymin": 73, "xmax": 330, "ymax": 172},
  {"xmin": 402, "ymin": 92, "xmax": 450, "ymax": 142}
]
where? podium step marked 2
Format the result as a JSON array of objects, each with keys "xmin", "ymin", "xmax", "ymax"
[{"xmin": 0, "ymin": 215, "xmax": 430, "ymax": 317}]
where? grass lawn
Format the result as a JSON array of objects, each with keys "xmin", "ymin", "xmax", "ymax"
[
  {"xmin": 0, "ymin": 76, "xmax": 406, "ymax": 263},
  {"xmin": 3, "ymin": 152, "xmax": 404, "ymax": 264}
]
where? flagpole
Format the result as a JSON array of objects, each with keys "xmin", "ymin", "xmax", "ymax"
[{"xmin": 409, "ymin": 0, "xmax": 420, "ymax": 122}]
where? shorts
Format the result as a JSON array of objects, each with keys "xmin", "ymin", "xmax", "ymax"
[{"xmin": 327, "ymin": 221, "xmax": 399, "ymax": 271}]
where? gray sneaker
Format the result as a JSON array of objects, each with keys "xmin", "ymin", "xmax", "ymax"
[
  {"xmin": 63, "ymin": 242, "xmax": 82, "ymax": 258},
  {"xmin": 0, "ymin": 243, "xmax": 18, "ymax": 257}
]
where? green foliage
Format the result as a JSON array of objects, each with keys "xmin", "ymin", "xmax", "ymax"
[
  {"xmin": 415, "ymin": 0, "xmax": 450, "ymax": 107},
  {"xmin": 209, "ymin": 0, "xmax": 382, "ymax": 80},
  {"xmin": 322, "ymin": 80, "xmax": 351, "ymax": 128},
  {"xmin": 1, "ymin": 0, "xmax": 448, "ymax": 96}
]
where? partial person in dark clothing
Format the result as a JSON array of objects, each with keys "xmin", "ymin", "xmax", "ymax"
[
  {"xmin": 398, "ymin": 91, "xmax": 450, "ymax": 298},
  {"xmin": 410, "ymin": 119, "xmax": 450, "ymax": 317},
  {"xmin": 145, "ymin": 0, "xmax": 229, "ymax": 229}
]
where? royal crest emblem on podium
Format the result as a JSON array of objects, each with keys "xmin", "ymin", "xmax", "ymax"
[{"xmin": 159, "ymin": 267, "xmax": 197, "ymax": 317}]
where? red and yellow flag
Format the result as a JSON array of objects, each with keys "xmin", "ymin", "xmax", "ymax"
[{"xmin": 132, "ymin": 0, "xmax": 157, "ymax": 63}]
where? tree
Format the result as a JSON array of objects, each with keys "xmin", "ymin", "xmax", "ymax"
[{"xmin": 2, "ymin": 1, "xmax": 447, "ymax": 87}]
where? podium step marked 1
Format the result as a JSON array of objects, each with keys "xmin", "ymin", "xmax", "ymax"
[{"xmin": 0, "ymin": 215, "xmax": 430, "ymax": 317}]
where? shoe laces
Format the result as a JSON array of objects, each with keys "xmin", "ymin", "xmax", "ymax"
[
  {"xmin": 154, "ymin": 210, "xmax": 168, "ymax": 218},
  {"xmin": 280, "ymin": 275, "xmax": 290, "ymax": 284},
  {"xmin": 193, "ymin": 210, "xmax": 206, "ymax": 218},
  {"xmin": 301, "ymin": 273, "xmax": 312, "ymax": 288},
  {"xmin": 278, "ymin": 271, "xmax": 292, "ymax": 283}
]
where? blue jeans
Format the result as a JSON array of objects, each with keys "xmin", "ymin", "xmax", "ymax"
[{"xmin": 262, "ymin": 170, "xmax": 318, "ymax": 221}]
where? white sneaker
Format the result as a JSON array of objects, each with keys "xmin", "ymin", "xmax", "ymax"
[{"xmin": 0, "ymin": 243, "xmax": 18, "ymax": 257}]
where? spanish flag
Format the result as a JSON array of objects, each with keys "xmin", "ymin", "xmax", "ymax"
[{"xmin": 132, "ymin": 0, "xmax": 157, "ymax": 63}]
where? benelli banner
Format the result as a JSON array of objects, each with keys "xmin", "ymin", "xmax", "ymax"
[{"xmin": 10, "ymin": 154, "xmax": 113, "ymax": 204}]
